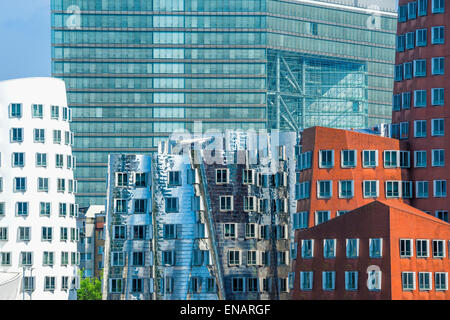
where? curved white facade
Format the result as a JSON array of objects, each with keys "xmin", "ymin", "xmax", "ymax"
[{"xmin": 0, "ymin": 78, "xmax": 79, "ymax": 300}]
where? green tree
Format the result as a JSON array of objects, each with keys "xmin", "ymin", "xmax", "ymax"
[{"xmin": 77, "ymin": 269, "xmax": 103, "ymax": 300}]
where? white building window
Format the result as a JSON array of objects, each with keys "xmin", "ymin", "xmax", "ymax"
[
  {"xmin": 416, "ymin": 239, "xmax": 430, "ymax": 258},
  {"xmin": 341, "ymin": 150, "xmax": 356, "ymax": 168},
  {"xmin": 400, "ymin": 239, "xmax": 413, "ymax": 257},
  {"xmin": 319, "ymin": 150, "xmax": 334, "ymax": 168},
  {"xmin": 402, "ymin": 272, "xmax": 416, "ymax": 291},
  {"xmin": 339, "ymin": 180, "xmax": 354, "ymax": 199},
  {"xmin": 435, "ymin": 272, "xmax": 448, "ymax": 291}
]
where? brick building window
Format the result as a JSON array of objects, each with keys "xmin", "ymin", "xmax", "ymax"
[
  {"xmin": 317, "ymin": 181, "xmax": 332, "ymax": 199},
  {"xmin": 435, "ymin": 272, "xmax": 448, "ymax": 290},
  {"xmin": 322, "ymin": 271, "xmax": 335, "ymax": 291},
  {"xmin": 300, "ymin": 272, "xmax": 313, "ymax": 290},
  {"xmin": 301, "ymin": 239, "xmax": 314, "ymax": 258},
  {"xmin": 323, "ymin": 239, "xmax": 336, "ymax": 259},
  {"xmin": 346, "ymin": 239, "xmax": 359, "ymax": 258},
  {"xmin": 369, "ymin": 238, "xmax": 383, "ymax": 258},
  {"xmin": 219, "ymin": 195, "xmax": 233, "ymax": 211},
  {"xmin": 319, "ymin": 150, "xmax": 334, "ymax": 168},
  {"xmin": 341, "ymin": 150, "xmax": 356, "ymax": 168},
  {"xmin": 362, "ymin": 150, "xmax": 378, "ymax": 167},
  {"xmin": 419, "ymin": 272, "xmax": 432, "ymax": 291},
  {"xmin": 345, "ymin": 271, "xmax": 358, "ymax": 291}
]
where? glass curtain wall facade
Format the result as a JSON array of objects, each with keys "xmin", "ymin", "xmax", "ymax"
[{"xmin": 51, "ymin": 0, "xmax": 396, "ymax": 207}]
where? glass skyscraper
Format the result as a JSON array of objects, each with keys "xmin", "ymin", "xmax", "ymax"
[{"xmin": 51, "ymin": 0, "xmax": 397, "ymax": 206}]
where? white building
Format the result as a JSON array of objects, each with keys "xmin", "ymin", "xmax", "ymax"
[{"xmin": 0, "ymin": 78, "xmax": 79, "ymax": 300}]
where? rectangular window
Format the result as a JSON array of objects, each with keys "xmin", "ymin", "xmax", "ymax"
[
  {"xmin": 34, "ymin": 129, "xmax": 45, "ymax": 143},
  {"xmin": 14, "ymin": 177, "xmax": 26, "ymax": 192},
  {"xmin": 432, "ymin": 149, "xmax": 445, "ymax": 167},
  {"xmin": 403, "ymin": 91, "xmax": 412, "ymax": 107},
  {"xmin": 300, "ymin": 272, "xmax": 313, "ymax": 291},
  {"xmin": 416, "ymin": 239, "xmax": 430, "ymax": 258},
  {"xmin": 414, "ymin": 59, "xmax": 427, "ymax": 77},
  {"xmin": 18, "ymin": 227, "xmax": 30, "ymax": 241},
  {"xmin": 434, "ymin": 180, "xmax": 447, "ymax": 197},
  {"xmin": 433, "ymin": 240, "xmax": 446, "ymax": 258},
  {"xmin": 393, "ymin": 94, "xmax": 402, "ymax": 111},
  {"xmin": 53, "ymin": 130, "xmax": 61, "ymax": 144},
  {"xmin": 16, "ymin": 202, "xmax": 28, "ymax": 216},
  {"xmin": 113, "ymin": 226, "xmax": 126, "ymax": 240},
  {"xmin": 432, "ymin": 57, "xmax": 445, "ymax": 75},
  {"xmin": 42, "ymin": 227, "xmax": 53, "ymax": 241},
  {"xmin": 219, "ymin": 195, "xmax": 233, "ymax": 212},
  {"xmin": 43, "ymin": 251, "xmax": 54, "ymax": 266},
  {"xmin": 134, "ymin": 199, "xmax": 147, "ymax": 214},
  {"xmin": 432, "ymin": 26, "xmax": 445, "ymax": 44},
  {"xmin": 228, "ymin": 250, "xmax": 240, "ymax": 266},
  {"xmin": 341, "ymin": 150, "xmax": 356, "ymax": 168},
  {"xmin": 345, "ymin": 271, "xmax": 358, "ymax": 291},
  {"xmin": 416, "ymin": 181, "xmax": 429, "ymax": 198},
  {"xmin": 32, "ymin": 104, "xmax": 43, "ymax": 118},
  {"xmin": 165, "ymin": 197, "xmax": 179, "ymax": 213},
  {"xmin": 215, "ymin": 169, "xmax": 229, "ymax": 184},
  {"xmin": 243, "ymin": 196, "xmax": 256, "ymax": 212},
  {"xmin": 109, "ymin": 279, "xmax": 123, "ymax": 293},
  {"xmin": 339, "ymin": 180, "xmax": 354, "ymax": 199},
  {"xmin": 400, "ymin": 151, "xmax": 410, "ymax": 167},
  {"xmin": 435, "ymin": 272, "xmax": 448, "ymax": 290},
  {"xmin": 44, "ymin": 277, "xmax": 56, "ymax": 291},
  {"xmin": 362, "ymin": 150, "xmax": 378, "ymax": 167},
  {"xmin": 319, "ymin": 150, "xmax": 334, "ymax": 168},
  {"xmin": 435, "ymin": 210, "xmax": 449, "ymax": 222},
  {"xmin": 406, "ymin": 31, "xmax": 415, "ymax": 49},
  {"xmin": 115, "ymin": 172, "xmax": 128, "ymax": 187},
  {"xmin": 0, "ymin": 228, "xmax": 7, "ymax": 241},
  {"xmin": 231, "ymin": 278, "xmax": 244, "ymax": 292},
  {"xmin": 11, "ymin": 128, "xmax": 23, "ymax": 142},
  {"xmin": 322, "ymin": 271, "xmax": 336, "ymax": 291},
  {"xmin": 36, "ymin": 153, "xmax": 47, "ymax": 167},
  {"xmin": 397, "ymin": 34, "xmax": 405, "ymax": 52},
  {"xmin": 12, "ymin": 152, "xmax": 25, "ymax": 167},
  {"xmin": 57, "ymin": 178, "xmax": 65, "ymax": 193},
  {"xmin": 431, "ymin": 118, "xmax": 444, "ymax": 136},
  {"xmin": 323, "ymin": 239, "xmax": 336, "ymax": 259},
  {"xmin": 168, "ymin": 171, "xmax": 181, "ymax": 186},
  {"xmin": 414, "ymin": 120, "xmax": 427, "ymax": 137},
  {"xmin": 317, "ymin": 181, "xmax": 332, "ymax": 199},
  {"xmin": 414, "ymin": 150, "xmax": 427, "ymax": 167},
  {"xmin": 10, "ymin": 103, "xmax": 22, "ymax": 118},
  {"xmin": 416, "ymin": 28, "xmax": 427, "ymax": 46},
  {"xmin": 20, "ymin": 252, "xmax": 33, "ymax": 266},
  {"xmin": 402, "ymin": 181, "xmax": 413, "ymax": 199},
  {"xmin": 402, "ymin": 272, "xmax": 416, "ymax": 291},
  {"xmin": 370, "ymin": 238, "xmax": 383, "ymax": 258},
  {"xmin": 37, "ymin": 178, "xmax": 48, "ymax": 192},
  {"xmin": 408, "ymin": 1, "xmax": 418, "ymax": 19},
  {"xmin": 346, "ymin": 239, "xmax": 359, "ymax": 258},
  {"xmin": 432, "ymin": 0, "xmax": 445, "ymax": 13},
  {"xmin": 316, "ymin": 211, "xmax": 330, "ymax": 225},
  {"xmin": 51, "ymin": 105, "xmax": 59, "ymax": 119},
  {"xmin": 162, "ymin": 251, "xmax": 175, "ymax": 266},
  {"xmin": 399, "ymin": 5, "xmax": 408, "ymax": 21},
  {"xmin": 245, "ymin": 223, "xmax": 257, "ymax": 239},
  {"xmin": 243, "ymin": 169, "xmax": 255, "ymax": 185},
  {"xmin": 432, "ymin": 88, "xmax": 445, "ymax": 105},
  {"xmin": 384, "ymin": 151, "xmax": 398, "ymax": 168},
  {"xmin": 395, "ymin": 64, "xmax": 403, "ymax": 81},
  {"xmin": 224, "ymin": 223, "xmax": 236, "ymax": 239},
  {"xmin": 293, "ymin": 212, "xmax": 309, "ymax": 229},
  {"xmin": 400, "ymin": 122, "xmax": 409, "ymax": 139},
  {"xmin": 301, "ymin": 239, "xmax": 314, "ymax": 259},
  {"xmin": 0, "ymin": 252, "xmax": 11, "ymax": 266},
  {"xmin": 414, "ymin": 90, "xmax": 427, "ymax": 107}
]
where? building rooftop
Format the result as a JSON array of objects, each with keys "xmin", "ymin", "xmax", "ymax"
[{"xmin": 293, "ymin": 0, "xmax": 397, "ymax": 13}]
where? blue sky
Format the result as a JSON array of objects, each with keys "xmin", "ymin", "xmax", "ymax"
[
  {"xmin": 0, "ymin": 0, "xmax": 397, "ymax": 82},
  {"xmin": 0, "ymin": 0, "xmax": 50, "ymax": 81}
]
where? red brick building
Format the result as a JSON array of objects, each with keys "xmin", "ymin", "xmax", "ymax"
[
  {"xmin": 291, "ymin": 200, "xmax": 450, "ymax": 300},
  {"xmin": 392, "ymin": 0, "xmax": 449, "ymax": 222},
  {"xmin": 295, "ymin": 126, "xmax": 410, "ymax": 229}
]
